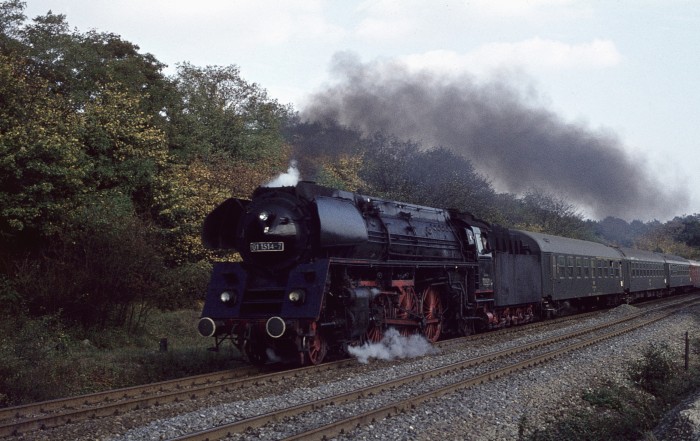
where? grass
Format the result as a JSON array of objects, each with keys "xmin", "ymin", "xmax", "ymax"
[{"xmin": 0, "ymin": 308, "xmax": 243, "ymax": 407}]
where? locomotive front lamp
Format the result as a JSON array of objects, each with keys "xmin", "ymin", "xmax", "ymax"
[
  {"xmin": 288, "ymin": 289, "xmax": 306, "ymax": 304},
  {"xmin": 220, "ymin": 291, "xmax": 237, "ymax": 305},
  {"xmin": 259, "ymin": 211, "xmax": 269, "ymax": 221}
]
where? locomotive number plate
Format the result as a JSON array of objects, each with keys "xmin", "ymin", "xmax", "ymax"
[{"xmin": 250, "ymin": 242, "xmax": 284, "ymax": 252}]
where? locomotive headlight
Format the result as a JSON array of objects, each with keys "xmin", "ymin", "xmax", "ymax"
[
  {"xmin": 220, "ymin": 291, "xmax": 237, "ymax": 305},
  {"xmin": 258, "ymin": 211, "xmax": 269, "ymax": 221},
  {"xmin": 288, "ymin": 289, "xmax": 306, "ymax": 304}
]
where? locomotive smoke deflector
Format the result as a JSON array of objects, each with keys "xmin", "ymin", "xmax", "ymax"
[
  {"xmin": 315, "ymin": 196, "xmax": 368, "ymax": 247},
  {"xmin": 202, "ymin": 198, "xmax": 249, "ymax": 250}
]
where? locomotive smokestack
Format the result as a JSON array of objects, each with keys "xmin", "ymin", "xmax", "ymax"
[
  {"xmin": 264, "ymin": 160, "xmax": 301, "ymax": 187},
  {"xmin": 302, "ymin": 53, "xmax": 688, "ymax": 220}
]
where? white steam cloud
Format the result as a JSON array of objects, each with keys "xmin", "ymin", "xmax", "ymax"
[
  {"xmin": 347, "ymin": 328, "xmax": 439, "ymax": 364},
  {"xmin": 264, "ymin": 160, "xmax": 301, "ymax": 187}
]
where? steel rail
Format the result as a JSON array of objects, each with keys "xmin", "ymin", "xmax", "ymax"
[
  {"xmin": 0, "ymin": 297, "xmax": 604, "ymax": 437},
  {"xmin": 4, "ymin": 294, "xmax": 693, "ymax": 438},
  {"xmin": 172, "ymin": 298, "xmax": 698, "ymax": 441},
  {"xmin": 285, "ymin": 309, "xmax": 677, "ymax": 441},
  {"xmin": 0, "ymin": 357, "xmax": 366, "ymax": 437}
]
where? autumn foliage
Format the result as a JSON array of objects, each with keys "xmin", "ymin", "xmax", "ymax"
[{"xmin": 0, "ymin": 1, "xmax": 697, "ymax": 332}]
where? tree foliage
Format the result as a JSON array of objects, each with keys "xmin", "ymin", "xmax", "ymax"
[
  {"xmin": 0, "ymin": 0, "xmax": 697, "ymax": 333},
  {"xmin": 168, "ymin": 63, "xmax": 290, "ymax": 160},
  {"xmin": 515, "ymin": 188, "xmax": 591, "ymax": 239},
  {"xmin": 0, "ymin": 53, "xmax": 87, "ymax": 247}
]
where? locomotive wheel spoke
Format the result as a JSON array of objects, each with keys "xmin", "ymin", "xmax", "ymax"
[
  {"xmin": 422, "ymin": 286, "xmax": 444, "ymax": 342},
  {"xmin": 307, "ymin": 322, "xmax": 327, "ymax": 365},
  {"xmin": 400, "ymin": 327, "xmax": 415, "ymax": 337},
  {"xmin": 364, "ymin": 323, "xmax": 383, "ymax": 343},
  {"xmin": 397, "ymin": 286, "xmax": 416, "ymax": 319}
]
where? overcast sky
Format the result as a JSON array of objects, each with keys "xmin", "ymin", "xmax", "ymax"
[{"xmin": 22, "ymin": 0, "xmax": 700, "ymax": 221}]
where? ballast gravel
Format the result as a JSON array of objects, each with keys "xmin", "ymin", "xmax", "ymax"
[{"xmin": 22, "ymin": 301, "xmax": 700, "ymax": 441}]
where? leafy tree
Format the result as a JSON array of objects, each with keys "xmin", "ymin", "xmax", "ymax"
[
  {"xmin": 15, "ymin": 8, "xmax": 173, "ymax": 118},
  {"xmin": 358, "ymin": 134, "xmax": 497, "ymax": 217},
  {"xmin": 635, "ymin": 218, "xmax": 699, "ymax": 258},
  {"xmin": 516, "ymin": 188, "xmax": 591, "ymax": 239},
  {"xmin": 78, "ymin": 83, "xmax": 168, "ymax": 212},
  {"xmin": 14, "ymin": 191, "xmax": 168, "ymax": 328},
  {"xmin": 0, "ymin": 0, "xmax": 25, "ymax": 50},
  {"xmin": 402, "ymin": 147, "xmax": 495, "ymax": 217},
  {"xmin": 0, "ymin": 53, "xmax": 88, "ymax": 251},
  {"xmin": 314, "ymin": 154, "xmax": 367, "ymax": 191},
  {"xmin": 152, "ymin": 146, "xmax": 294, "ymax": 267},
  {"xmin": 168, "ymin": 63, "xmax": 290, "ymax": 160},
  {"xmin": 675, "ymin": 214, "xmax": 700, "ymax": 247}
]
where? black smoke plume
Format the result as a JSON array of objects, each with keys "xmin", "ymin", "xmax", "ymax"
[{"xmin": 302, "ymin": 53, "xmax": 688, "ymax": 220}]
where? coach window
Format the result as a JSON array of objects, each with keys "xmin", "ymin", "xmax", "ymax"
[
  {"xmin": 567, "ymin": 256, "xmax": 574, "ymax": 277},
  {"xmin": 583, "ymin": 258, "xmax": 590, "ymax": 278},
  {"xmin": 576, "ymin": 257, "xmax": 582, "ymax": 277},
  {"xmin": 557, "ymin": 256, "xmax": 566, "ymax": 278}
]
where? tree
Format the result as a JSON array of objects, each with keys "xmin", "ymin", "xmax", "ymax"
[
  {"xmin": 517, "ymin": 188, "xmax": 591, "ymax": 239},
  {"xmin": 15, "ymin": 190, "xmax": 169, "ymax": 328},
  {"xmin": 0, "ymin": 53, "xmax": 88, "ymax": 250},
  {"xmin": 635, "ymin": 218, "xmax": 699, "ymax": 258},
  {"xmin": 78, "ymin": 83, "xmax": 168, "ymax": 213},
  {"xmin": 0, "ymin": 0, "xmax": 25, "ymax": 50},
  {"xmin": 168, "ymin": 63, "xmax": 290, "ymax": 161},
  {"xmin": 16, "ymin": 9, "xmax": 173, "ymax": 118},
  {"xmin": 676, "ymin": 214, "xmax": 700, "ymax": 248},
  {"xmin": 314, "ymin": 154, "xmax": 367, "ymax": 192}
]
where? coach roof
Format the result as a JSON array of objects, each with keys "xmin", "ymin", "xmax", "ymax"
[{"xmin": 511, "ymin": 230, "xmax": 624, "ymax": 259}]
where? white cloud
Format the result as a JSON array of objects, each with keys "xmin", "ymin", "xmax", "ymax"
[
  {"xmin": 400, "ymin": 38, "xmax": 621, "ymax": 76},
  {"xmin": 467, "ymin": 0, "xmax": 590, "ymax": 20},
  {"xmin": 354, "ymin": 16, "xmax": 414, "ymax": 40}
]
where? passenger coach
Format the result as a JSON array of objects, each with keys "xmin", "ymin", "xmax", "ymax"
[
  {"xmin": 619, "ymin": 247, "xmax": 667, "ymax": 300},
  {"xmin": 493, "ymin": 230, "xmax": 625, "ymax": 313}
]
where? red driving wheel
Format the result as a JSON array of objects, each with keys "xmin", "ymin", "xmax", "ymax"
[
  {"xmin": 306, "ymin": 321, "xmax": 327, "ymax": 365},
  {"xmin": 422, "ymin": 285, "xmax": 443, "ymax": 342}
]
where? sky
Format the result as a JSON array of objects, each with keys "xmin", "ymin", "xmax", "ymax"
[{"xmin": 21, "ymin": 0, "xmax": 700, "ymax": 221}]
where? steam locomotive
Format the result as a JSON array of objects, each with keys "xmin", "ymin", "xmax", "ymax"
[{"xmin": 198, "ymin": 181, "xmax": 700, "ymax": 365}]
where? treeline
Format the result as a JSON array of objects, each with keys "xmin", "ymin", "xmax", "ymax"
[
  {"xmin": 1, "ymin": 1, "xmax": 698, "ymax": 331},
  {"xmin": 0, "ymin": 1, "xmax": 292, "ymax": 328}
]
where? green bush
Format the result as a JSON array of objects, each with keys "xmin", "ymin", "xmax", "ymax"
[
  {"xmin": 526, "ymin": 383, "xmax": 657, "ymax": 441},
  {"xmin": 627, "ymin": 343, "xmax": 678, "ymax": 398},
  {"xmin": 0, "ymin": 309, "xmax": 241, "ymax": 407}
]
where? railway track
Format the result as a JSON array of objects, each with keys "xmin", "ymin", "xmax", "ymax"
[
  {"xmin": 1, "ymin": 295, "xmax": 693, "ymax": 439},
  {"xmin": 0, "ymin": 299, "xmax": 604, "ymax": 439},
  {"xmin": 168, "ymin": 296, "xmax": 698, "ymax": 441}
]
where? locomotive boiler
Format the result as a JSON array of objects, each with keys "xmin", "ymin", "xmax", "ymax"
[{"xmin": 197, "ymin": 181, "xmax": 499, "ymax": 365}]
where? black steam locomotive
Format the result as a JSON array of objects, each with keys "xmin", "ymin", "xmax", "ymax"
[
  {"xmin": 198, "ymin": 182, "xmax": 499, "ymax": 364},
  {"xmin": 198, "ymin": 181, "xmax": 699, "ymax": 365}
]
